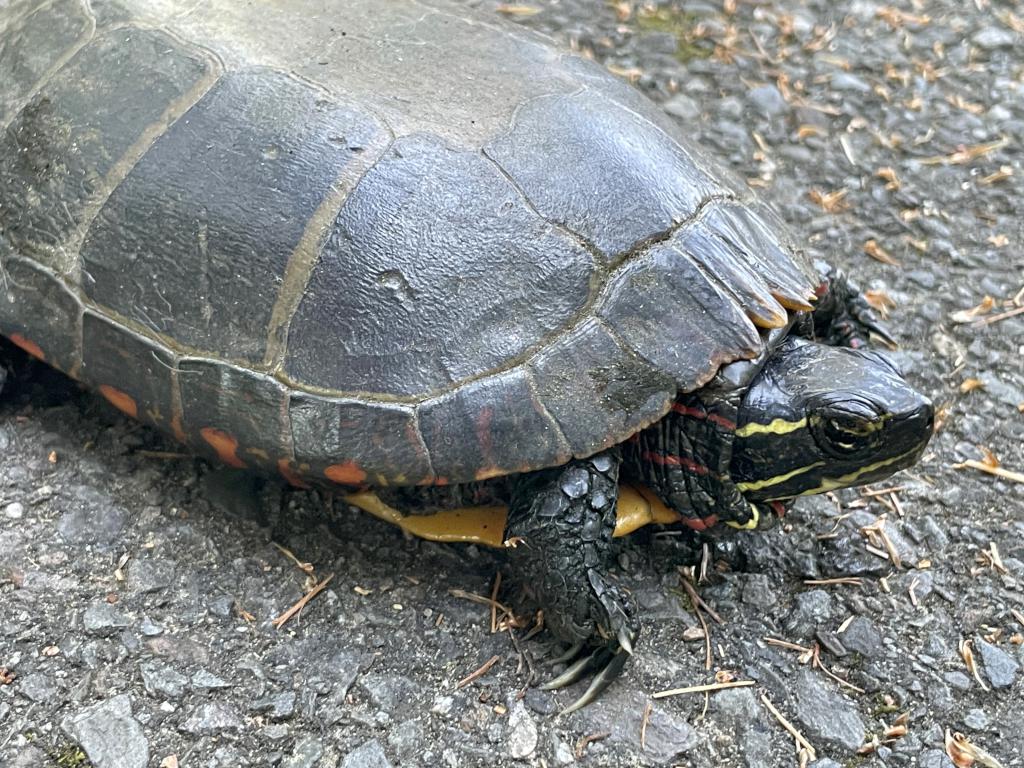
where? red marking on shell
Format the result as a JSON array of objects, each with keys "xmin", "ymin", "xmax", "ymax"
[
  {"xmin": 815, "ymin": 281, "xmax": 829, "ymax": 298},
  {"xmin": 682, "ymin": 514, "xmax": 718, "ymax": 531},
  {"xmin": 278, "ymin": 459, "xmax": 310, "ymax": 489},
  {"xmin": 170, "ymin": 415, "xmax": 187, "ymax": 443},
  {"xmin": 475, "ymin": 406, "xmax": 495, "ymax": 466},
  {"xmin": 641, "ymin": 450, "xmax": 708, "ymax": 475},
  {"xmin": 671, "ymin": 402, "xmax": 736, "ymax": 431},
  {"xmin": 9, "ymin": 333, "xmax": 45, "ymax": 361},
  {"xmin": 99, "ymin": 385, "xmax": 139, "ymax": 419},
  {"xmin": 200, "ymin": 427, "xmax": 247, "ymax": 469},
  {"xmin": 324, "ymin": 460, "xmax": 367, "ymax": 485}
]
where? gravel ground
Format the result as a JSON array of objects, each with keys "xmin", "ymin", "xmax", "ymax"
[{"xmin": 2, "ymin": 0, "xmax": 1023, "ymax": 766}]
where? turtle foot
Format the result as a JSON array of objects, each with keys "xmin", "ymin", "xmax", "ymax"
[
  {"xmin": 539, "ymin": 571, "xmax": 639, "ymax": 714},
  {"xmin": 810, "ymin": 262, "xmax": 896, "ymax": 349},
  {"xmin": 506, "ymin": 450, "xmax": 639, "ymax": 712}
]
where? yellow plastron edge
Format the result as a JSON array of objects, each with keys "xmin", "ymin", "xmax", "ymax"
[
  {"xmin": 344, "ymin": 491, "xmax": 509, "ymax": 548},
  {"xmin": 613, "ymin": 484, "xmax": 682, "ymax": 537}
]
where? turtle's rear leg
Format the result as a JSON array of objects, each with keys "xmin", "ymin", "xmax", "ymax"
[
  {"xmin": 804, "ymin": 262, "xmax": 895, "ymax": 349},
  {"xmin": 506, "ymin": 449, "xmax": 638, "ymax": 714}
]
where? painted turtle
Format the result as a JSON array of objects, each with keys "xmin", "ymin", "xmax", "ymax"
[{"xmin": 0, "ymin": 0, "xmax": 933, "ymax": 710}]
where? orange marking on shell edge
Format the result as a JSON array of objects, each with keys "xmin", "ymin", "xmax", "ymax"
[
  {"xmin": 278, "ymin": 459, "xmax": 310, "ymax": 489},
  {"xmin": 474, "ymin": 466, "xmax": 505, "ymax": 482},
  {"xmin": 246, "ymin": 447, "xmax": 270, "ymax": 461},
  {"xmin": 98, "ymin": 385, "xmax": 138, "ymax": 419},
  {"xmin": 9, "ymin": 333, "xmax": 45, "ymax": 361},
  {"xmin": 170, "ymin": 415, "xmax": 187, "ymax": 443},
  {"xmin": 200, "ymin": 427, "xmax": 247, "ymax": 469},
  {"xmin": 324, "ymin": 460, "xmax": 367, "ymax": 486},
  {"xmin": 682, "ymin": 514, "xmax": 718, "ymax": 532}
]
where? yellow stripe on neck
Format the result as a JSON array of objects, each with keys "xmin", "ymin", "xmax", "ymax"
[
  {"xmin": 735, "ymin": 461, "xmax": 825, "ymax": 493},
  {"xmin": 775, "ymin": 448, "xmax": 920, "ymax": 499},
  {"xmin": 736, "ymin": 417, "xmax": 808, "ymax": 437}
]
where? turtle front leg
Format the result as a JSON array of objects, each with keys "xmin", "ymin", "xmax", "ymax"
[
  {"xmin": 804, "ymin": 262, "xmax": 895, "ymax": 349},
  {"xmin": 506, "ymin": 449, "xmax": 638, "ymax": 714}
]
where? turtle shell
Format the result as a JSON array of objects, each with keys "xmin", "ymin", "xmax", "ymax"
[{"xmin": 0, "ymin": 0, "xmax": 818, "ymax": 486}]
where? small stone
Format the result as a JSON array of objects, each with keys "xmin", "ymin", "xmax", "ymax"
[
  {"xmin": 975, "ymin": 638, "xmax": 1019, "ymax": 688},
  {"xmin": 747, "ymin": 84, "xmax": 788, "ymax": 117},
  {"xmin": 284, "ymin": 736, "xmax": 324, "ymax": 768},
  {"xmin": 963, "ymin": 708, "xmax": 989, "ymax": 729},
  {"xmin": 507, "ymin": 701, "xmax": 538, "ymax": 760},
  {"xmin": 830, "ymin": 72, "xmax": 871, "ymax": 92},
  {"xmin": 4, "ymin": 502, "xmax": 23, "ymax": 519},
  {"xmin": 18, "ymin": 672, "xmax": 57, "ymax": 702},
  {"xmin": 664, "ymin": 94, "xmax": 701, "ymax": 121},
  {"xmin": 252, "ymin": 691, "xmax": 296, "ymax": 720},
  {"xmin": 83, "ymin": 603, "xmax": 131, "ymax": 636},
  {"xmin": 57, "ymin": 487, "xmax": 128, "ymax": 546},
  {"xmin": 790, "ymin": 669, "xmax": 866, "ymax": 751},
  {"xmin": 741, "ymin": 573, "xmax": 776, "ymax": 608},
  {"xmin": 139, "ymin": 617, "xmax": 164, "ymax": 637},
  {"xmin": 264, "ymin": 724, "xmax": 291, "ymax": 741},
  {"xmin": 180, "ymin": 702, "xmax": 244, "ymax": 734},
  {"xmin": 361, "ymin": 674, "xmax": 421, "ymax": 716},
  {"xmin": 943, "ymin": 671, "xmax": 972, "ymax": 691},
  {"xmin": 918, "ymin": 749, "xmax": 956, "ymax": 768},
  {"xmin": 127, "ymin": 559, "xmax": 174, "ymax": 593},
  {"xmin": 342, "ymin": 738, "xmax": 393, "ymax": 768},
  {"xmin": 191, "ymin": 670, "xmax": 232, "ymax": 690},
  {"xmin": 972, "ymin": 27, "xmax": 1017, "ymax": 50},
  {"xmin": 839, "ymin": 616, "xmax": 883, "ymax": 658},
  {"xmin": 785, "ymin": 590, "xmax": 833, "ymax": 636},
  {"xmin": 61, "ymin": 694, "xmax": 149, "ymax": 768},
  {"xmin": 140, "ymin": 662, "xmax": 189, "ymax": 700},
  {"xmin": 388, "ymin": 719, "xmax": 426, "ymax": 760}
]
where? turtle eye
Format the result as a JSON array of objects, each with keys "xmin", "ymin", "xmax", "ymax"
[{"xmin": 823, "ymin": 417, "xmax": 863, "ymax": 452}]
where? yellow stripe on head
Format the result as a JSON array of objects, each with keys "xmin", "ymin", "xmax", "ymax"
[
  {"xmin": 735, "ymin": 461, "xmax": 825, "ymax": 493},
  {"xmin": 774, "ymin": 448, "xmax": 922, "ymax": 499},
  {"xmin": 735, "ymin": 417, "xmax": 808, "ymax": 438}
]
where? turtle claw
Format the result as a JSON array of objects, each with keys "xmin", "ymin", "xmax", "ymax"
[
  {"xmin": 541, "ymin": 641, "xmax": 631, "ymax": 716},
  {"xmin": 560, "ymin": 650, "xmax": 630, "ymax": 715}
]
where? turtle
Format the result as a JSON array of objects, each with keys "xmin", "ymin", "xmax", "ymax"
[{"xmin": 0, "ymin": 0, "xmax": 934, "ymax": 711}]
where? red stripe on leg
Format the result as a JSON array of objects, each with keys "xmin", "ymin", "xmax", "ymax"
[{"xmin": 640, "ymin": 450, "xmax": 708, "ymax": 475}]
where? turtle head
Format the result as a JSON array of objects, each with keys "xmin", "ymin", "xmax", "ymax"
[{"xmin": 730, "ymin": 336, "xmax": 933, "ymax": 501}]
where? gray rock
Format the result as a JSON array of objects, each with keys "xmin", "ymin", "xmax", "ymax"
[
  {"xmin": 4, "ymin": 501, "xmax": 24, "ymax": 519},
  {"xmin": 507, "ymin": 700, "xmax": 538, "ymax": 760},
  {"xmin": 830, "ymin": 72, "xmax": 871, "ymax": 92},
  {"xmin": 284, "ymin": 736, "xmax": 325, "ymax": 768},
  {"xmin": 943, "ymin": 671, "xmax": 972, "ymax": 691},
  {"xmin": 18, "ymin": 672, "xmax": 57, "ymax": 702},
  {"xmin": 83, "ymin": 603, "xmax": 131, "ymax": 636},
  {"xmin": 253, "ymin": 691, "xmax": 296, "ymax": 720},
  {"xmin": 919, "ymin": 749, "xmax": 956, "ymax": 768},
  {"xmin": 361, "ymin": 673, "xmax": 421, "ymax": 716},
  {"xmin": 975, "ymin": 638, "xmax": 1019, "ymax": 688},
  {"xmin": 581, "ymin": 688, "xmax": 696, "ymax": 765},
  {"xmin": 741, "ymin": 573, "xmax": 777, "ymax": 608},
  {"xmin": 839, "ymin": 616, "xmax": 883, "ymax": 658},
  {"xmin": 785, "ymin": 590, "xmax": 834, "ymax": 636},
  {"xmin": 128, "ymin": 559, "xmax": 174, "ymax": 593},
  {"xmin": 388, "ymin": 719, "xmax": 426, "ymax": 760},
  {"xmin": 140, "ymin": 661, "xmax": 189, "ymax": 699},
  {"xmin": 747, "ymin": 84, "xmax": 789, "ymax": 117},
  {"xmin": 790, "ymin": 669, "xmax": 866, "ymax": 751},
  {"xmin": 180, "ymin": 702, "xmax": 244, "ymax": 734},
  {"xmin": 664, "ymin": 94, "xmax": 701, "ymax": 121},
  {"xmin": 57, "ymin": 487, "xmax": 128, "ymax": 546},
  {"xmin": 972, "ymin": 27, "xmax": 1018, "ymax": 50},
  {"xmin": 963, "ymin": 708, "xmax": 989, "ymax": 729},
  {"xmin": 191, "ymin": 669, "xmax": 232, "ymax": 690},
  {"xmin": 60, "ymin": 694, "xmax": 149, "ymax": 768},
  {"xmin": 342, "ymin": 739, "xmax": 393, "ymax": 768}
]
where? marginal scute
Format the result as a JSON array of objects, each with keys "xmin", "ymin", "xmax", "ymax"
[
  {"xmin": 284, "ymin": 133, "xmax": 594, "ymax": 396},
  {"xmin": 0, "ymin": 27, "xmax": 211, "ymax": 275},
  {"xmin": 597, "ymin": 242, "xmax": 763, "ymax": 393},
  {"xmin": 178, "ymin": 358, "xmax": 291, "ymax": 469},
  {"xmin": 486, "ymin": 88, "xmax": 725, "ymax": 258},
  {"xmin": 0, "ymin": 257, "xmax": 80, "ymax": 374},
  {"xmin": 528, "ymin": 319, "xmax": 676, "ymax": 458},
  {"xmin": 673, "ymin": 211, "xmax": 789, "ymax": 329},
  {"xmin": 81, "ymin": 311, "xmax": 176, "ymax": 430},
  {"xmin": 289, "ymin": 395, "xmax": 432, "ymax": 486},
  {"xmin": 418, "ymin": 368, "xmax": 571, "ymax": 485},
  {"xmin": 82, "ymin": 68, "xmax": 385, "ymax": 364},
  {"xmin": 702, "ymin": 202, "xmax": 817, "ymax": 310}
]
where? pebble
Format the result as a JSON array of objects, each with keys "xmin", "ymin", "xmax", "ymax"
[
  {"xmin": 838, "ymin": 616, "xmax": 883, "ymax": 658},
  {"xmin": 963, "ymin": 708, "xmax": 989, "ymax": 730},
  {"xmin": 284, "ymin": 736, "xmax": 325, "ymax": 768},
  {"xmin": 507, "ymin": 700, "xmax": 538, "ymax": 760},
  {"xmin": 60, "ymin": 694, "xmax": 149, "ymax": 768},
  {"xmin": 18, "ymin": 672, "xmax": 57, "ymax": 702},
  {"xmin": 83, "ymin": 603, "xmax": 131, "ymax": 636},
  {"xmin": 388, "ymin": 719, "xmax": 427, "ymax": 760},
  {"xmin": 746, "ymin": 84, "xmax": 789, "ymax": 117},
  {"xmin": 918, "ymin": 749, "xmax": 957, "ymax": 768},
  {"xmin": 972, "ymin": 27, "xmax": 1018, "ymax": 50},
  {"xmin": 180, "ymin": 702, "xmax": 244, "ymax": 734},
  {"xmin": 4, "ymin": 501, "xmax": 23, "ymax": 519},
  {"xmin": 664, "ymin": 93, "xmax": 702, "ymax": 121},
  {"xmin": 740, "ymin": 573, "xmax": 777, "ymax": 608},
  {"xmin": 191, "ymin": 669, "xmax": 232, "ymax": 690},
  {"xmin": 128, "ymin": 559, "xmax": 174, "ymax": 593},
  {"xmin": 785, "ymin": 589, "xmax": 834, "ymax": 636},
  {"xmin": 341, "ymin": 739, "xmax": 393, "ymax": 768},
  {"xmin": 252, "ymin": 691, "xmax": 297, "ymax": 720},
  {"xmin": 975, "ymin": 638, "xmax": 1019, "ymax": 688},
  {"xmin": 790, "ymin": 669, "xmax": 866, "ymax": 751},
  {"xmin": 140, "ymin": 662, "xmax": 189, "ymax": 700},
  {"xmin": 56, "ymin": 486, "xmax": 128, "ymax": 546},
  {"xmin": 361, "ymin": 673, "xmax": 421, "ymax": 716}
]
